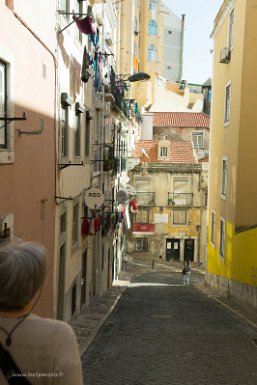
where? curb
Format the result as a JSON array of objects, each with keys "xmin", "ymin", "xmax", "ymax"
[
  {"xmin": 196, "ymin": 285, "xmax": 257, "ymax": 330},
  {"xmin": 80, "ymin": 289, "xmax": 126, "ymax": 357}
]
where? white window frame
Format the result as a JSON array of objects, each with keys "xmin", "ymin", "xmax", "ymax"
[
  {"xmin": 84, "ymin": 112, "xmax": 91, "ymax": 159},
  {"xmin": 221, "ymin": 156, "xmax": 228, "ymax": 200},
  {"xmin": 60, "ymin": 0, "xmax": 70, "ymax": 20},
  {"xmin": 228, "ymin": 9, "xmax": 234, "ymax": 51},
  {"xmin": 147, "ymin": 44, "xmax": 157, "ymax": 61},
  {"xmin": 135, "ymin": 237, "xmax": 148, "ymax": 252},
  {"xmin": 211, "ymin": 209, "xmax": 216, "ymax": 246},
  {"xmin": 0, "ymin": 57, "xmax": 15, "ymax": 164},
  {"xmin": 149, "ymin": 0, "xmax": 158, "ymax": 10},
  {"xmin": 61, "ymin": 105, "xmax": 69, "ymax": 157},
  {"xmin": 74, "ymin": 111, "xmax": 81, "ymax": 157},
  {"xmin": 219, "ymin": 217, "xmax": 226, "ymax": 259},
  {"xmin": 173, "ymin": 209, "xmax": 187, "ymax": 225},
  {"xmin": 192, "ymin": 131, "xmax": 204, "ymax": 149},
  {"xmin": 74, "ymin": 0, "xmax": 83, "ymax": 43},
  {"xmin": 148, "ymin": 20, "xmax": 158, "ymax": 35},
  {"xmin": 159, "ymin": 146, "xmax": 168, "ymax": 158},
  {"xmin": 134, "ymin": 209, "xmax": 149, "ymax": 224},
  {"xmin": 224, "ymin": 80, "xmax": 231, "ymax": 126}
]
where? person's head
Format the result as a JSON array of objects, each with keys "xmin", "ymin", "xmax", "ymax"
[{"xmin": 0, "ymin": 241, "xmax": 47, "ymax": 311}]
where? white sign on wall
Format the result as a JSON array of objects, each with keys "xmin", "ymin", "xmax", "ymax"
[
  {"xmin": 154, "ymin": 213, "xmax": 168, "ymax": 224},
  {"xmin": 85, "ymin": 188, "xmax": 104, "ymax": 209}
]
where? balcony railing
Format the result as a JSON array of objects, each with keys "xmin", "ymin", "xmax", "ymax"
[
  {"xmin": 109, "ymin": 67, "xmax": 130, "ymax": 118},
  {"xmin": 168, "ymin": 193, "xmax": 193, "ymax": 206},
  {"xmin": 136, "ymin": 192, "xmax": 155, "ymax": 206}
]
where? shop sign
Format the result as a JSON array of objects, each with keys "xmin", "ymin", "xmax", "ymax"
[{"xmin": 132, "ymin": 223, "xmax": 155, "ymax": 233}]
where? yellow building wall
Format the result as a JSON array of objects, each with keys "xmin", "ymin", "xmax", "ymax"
[{"xmin": 208, "ymin": 221, "xmax": 257, "ymax": 286}]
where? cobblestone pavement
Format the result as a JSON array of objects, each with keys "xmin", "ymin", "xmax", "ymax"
[{"xmin": 80, "ymin": 262, "xmax": 257, "ymax": 385}]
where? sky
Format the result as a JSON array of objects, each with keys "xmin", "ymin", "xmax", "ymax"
[{"xmin": 163, "ymin": 0, "xmax": 224, "ymax": 84}]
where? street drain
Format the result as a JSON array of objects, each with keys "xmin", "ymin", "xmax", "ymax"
[{"xmin": 150, "ymin": 314, "xmax": 173, "ymax": 320}]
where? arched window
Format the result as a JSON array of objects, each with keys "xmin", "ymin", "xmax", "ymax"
[
  {"xmin": 148, "ymin": 20, "xmax": 158, "ymax": 35},
  {"xmin": 148, "ymin": 44, "xmax": 157, "ymax": 61},
  {"xmin": 149, "ymin": 0, "xmax": 158, "ymax": 10}
]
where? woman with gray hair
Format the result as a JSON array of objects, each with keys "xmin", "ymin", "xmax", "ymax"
[{"xmin": 0, "ymin": 241, "xmax": 83, "ymax": 385}]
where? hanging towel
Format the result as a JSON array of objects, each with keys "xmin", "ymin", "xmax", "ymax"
[
  {"xmin": 73, "ymin": 15, "xmax": 95, "ymax": 35},
  {"xmin": 81, "ymin": 45, "xmax": 91, "ymax": 83}
]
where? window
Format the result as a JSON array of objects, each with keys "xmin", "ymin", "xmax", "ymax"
[
  {"xmin": 147, "ymin": 44, "xmax": 157, "ymax": 61},
  {"xmin": 173, "ymin": 209, "xmax": 187, "ymax": 225},
  {"xmin": 160, "ymin": 146, "xmax": 168, "ymax": 157},
  {"xmin": 60, "ymin": 0, "xmax": 69, "ymax": 16},
  {"xmin": 219, "ymin": 217, "xmax": 225, "ymax": 258},
  {"xmin": 61, "ymin": 106, "xmax": 68, "ymax": 157},
  {"xmin": 60, "ymin": 212, "xmax": 66, "ymax": 236},
  {"xmin": 71, "ymin": 282, "xmax": 77, "ymax": 315},
  {"xmin": 224, "ymin": 82, "xmax": 231, "ymax": 124},
  {"xmin": 0, "ymin": 61, "xmax": 7, "ymax": 148},
  {"xmin": 221, "ymin": 157, "xmax": 228, "ymax": 199},
  {"xmin": 228, "ymin": 9, "xmax": 234, "ymax": 50},
  {"xmin": 85, "ymin": 112, "xmax": 91, "ymax": 158},
  {"xmin": 74, "ymin": 0, "xmax": 83, "ymax": 42},
  {"xmin": 135, "ymin": 237, "xmax": 148, "ymax": 251},
  {"xmin": 211, "ymin": 210, "xmax": 216, "ymax": 245},
  {"xmin": 72, "ymin": 203, "xmax": 79, "ymax": 244},
  {"xmin": 134, "ymin": 16, "xmax": 137, "ymax": 32},
  {"xmin": 149, "ymin": 0, "xmax": 158, "ymax": 10},
  {"xmin": 148, "ymin": 20, "xmax": 158, "ymax": 35},
  {"xmin": 74, "ymin": 112, "xmax": 81, "ymax": 157},
  {"xmin": 134, "ymin": 209, "xmax": 149, "ymax": 223},
  {"xmin": 207, "ymin": 89, "xmax": 212, "ymax": 102},
  {"xmin": 192, "ymin": 132, "xmax": 204, "ymax": 148}
]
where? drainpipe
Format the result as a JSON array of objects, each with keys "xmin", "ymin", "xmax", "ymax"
[{"xmin": 179, "ymin": 14, "xmax": 186, "ymax": 82}]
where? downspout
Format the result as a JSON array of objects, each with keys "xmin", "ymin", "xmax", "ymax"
[{"xmin": 180, "ymin": 14, "xmax": 186, "ymax": 82}]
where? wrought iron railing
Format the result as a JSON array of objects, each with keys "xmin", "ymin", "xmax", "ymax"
[
  {"xmin": 136, "ymin": 192, "xmax": 155, "ymax": 206},
  {"xmin": 168, "ymin": 193, "xmax": 193, "ymax": 206}
]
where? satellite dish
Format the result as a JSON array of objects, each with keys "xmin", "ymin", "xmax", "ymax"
[
  {"xmin": 117, "ymin": 190, "xmax": 128, "ymax": 204},
  {"xmin": 128, "ymin": 72, "xmax": 151, "ymax": 82}
]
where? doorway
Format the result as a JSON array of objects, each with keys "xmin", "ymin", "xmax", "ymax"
[
  {"xmin": 166, "ymin": 239, "xmax": 180, "ymax": 261},
  {"xmin": 57, "ymin": 245, "xmax": 65, "ymax": 320},
  {"xmin": 80, "ymin": 249, "xmax": 87, "ymax": 309},
  {"xmin": 184, "ymin": 239, "xmax": 194, "ymax": 262}
]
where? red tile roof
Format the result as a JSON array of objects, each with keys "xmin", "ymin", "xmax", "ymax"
[
  {"xmin": 132, "ymin": 140, "xmax": 198, "ymax": 164},
  {"xmin": 198, "ymin": 154, "xmax": 209, "ymax": 163},
  {"xmin": 153, "ymin": 112, "xmax": 210, "ymax": 128}
]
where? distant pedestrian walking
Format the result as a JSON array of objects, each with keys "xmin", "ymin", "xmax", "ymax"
[{"xmin": 182, "ymin": 261, "xmax": 191, "ymax": 285}]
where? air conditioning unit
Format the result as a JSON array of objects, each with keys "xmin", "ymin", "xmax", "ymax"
[{"xmin": 220, "ymin": 47, "xmax": 231, "ymax": 64}]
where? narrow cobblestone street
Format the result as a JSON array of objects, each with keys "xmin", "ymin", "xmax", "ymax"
[{"xmin": 82, "ymin": 265, "xmax": 257, "ymax": 385}]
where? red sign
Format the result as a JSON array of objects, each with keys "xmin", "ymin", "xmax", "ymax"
[{"xmin": 132, "ymin": 224, "xmax": 155, "ymax": 232}]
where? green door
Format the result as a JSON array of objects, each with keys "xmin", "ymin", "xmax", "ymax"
[{"xmin": 166, "ymin": 239, "xmax": 180, "ymax": 261}]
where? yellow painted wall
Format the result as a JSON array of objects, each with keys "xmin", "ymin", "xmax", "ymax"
[
  {"xmin": 208, "ymin": 0, "xmax": 257, "ymax": 291},
  {"xmin": 208, "ymin": 221, "xmax": 257, "ymax": 286}
]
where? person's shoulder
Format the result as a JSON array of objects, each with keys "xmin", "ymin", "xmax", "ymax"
[{"xmin": 29, "ymin": 315, "xmax": 75, "ymax": 335}]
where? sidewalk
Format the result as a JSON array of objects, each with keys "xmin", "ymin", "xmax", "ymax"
[{"xmin": 70, "ymin": 260, "xmax": 257, "ymax": 357}]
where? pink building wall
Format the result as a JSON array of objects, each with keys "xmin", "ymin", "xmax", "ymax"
[{"xmin": 0, "ymin": 2, "xmax": 56, "ymax": 317}]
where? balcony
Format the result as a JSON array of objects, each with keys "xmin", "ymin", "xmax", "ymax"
[
  {"xmin": 114, "ymin": 158, "xmax": 127, "ymax": 174},
  {"xmin": 136, "ymin": 192, "xmax": 155, "ymax": 206},
  {"xmin": 109, "ymin": 67, "xmax": 130, "ymax": 118},
  {"xmin": 168, "ymin": 193, "xmax": 193, "ymax": 206}
]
